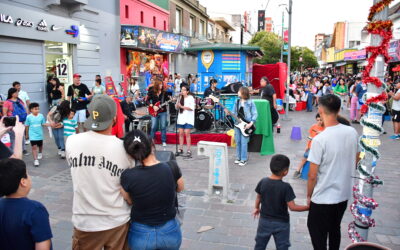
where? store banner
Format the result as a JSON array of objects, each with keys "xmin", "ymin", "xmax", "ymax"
[
  {"xmin": 389, "ymin": 40, "xmax": 400, "ymax": 62},
  {"xmin": 0, "ymin": 3, "xmax": 80, "ymax": 44},
  {"xmin": 344, "ymin": 49, "xmax": 366, "ymax": 61},
  {"xmin": 121, "ymin": 25, "xmax": 190, "ymax": 53}
]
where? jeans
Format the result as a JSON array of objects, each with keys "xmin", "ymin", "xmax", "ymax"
[
  {"xmin": 306, "ymin": 93, "xmax": 314, "ymax": 111},
  {"xmin": 234, "ymin": 127, "xmax": 249, "ymax": 161},
  {"xmin": 350, "ymin": 96, "xmax": 358, "ymax": 121},
  {"xmin": 255, "ymin": 217, "xmax": 290, "ymax": 250},
  {"xmin": 307, "ymin": 200, "xmax": 347, "ymax": 250},
  {"xmin": 128, "ymin": 218, "xmax": 182, "ymax": 250},
  {"xmin": 150, "ymin": 111, "xmax": 167, "ymax": 143},
  {"xmin": 52, "ymin": 127, "xmax": 65, "ymax": 150}
]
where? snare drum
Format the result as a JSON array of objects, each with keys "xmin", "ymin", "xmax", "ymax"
[
  {"xmin": 195, "ymin": 110, "xmax": 214, "ymax": 131},
  {"xmin": 204, "ymin": 98, "xmax": 215, "ymax": 110}
]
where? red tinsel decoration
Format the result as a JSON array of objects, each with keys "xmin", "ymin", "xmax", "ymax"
[
  {"xmin": 365, "ymin": 92, "xmax": 388, "ymax": 105},
  {"xmin": 361, "ymin": 104, "xmax": 369, "ymax": 114},
  {"xmin": 368, "ymin": 0, "xmax": 394, "ymax": 21}
]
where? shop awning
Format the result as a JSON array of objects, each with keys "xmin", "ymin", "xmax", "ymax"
[
  {"xmin": 184, "ymin": 43, "xmax": 263, "ymax": 57},
  {"xmin": 357, "ymin": 61, "xmax": 368, "ymax": 67},
  {"xmin": 335, "ymin": 62, "xmax": 347, "ymax": 67}
]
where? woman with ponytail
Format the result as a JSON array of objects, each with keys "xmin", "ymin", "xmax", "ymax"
[{"xmin": 121, "ymin": 129, "xmax": 184, "ymax": 250}]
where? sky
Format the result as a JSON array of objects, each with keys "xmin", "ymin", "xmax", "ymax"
[{"xmin": 199, "ymin": 0, "xmax": 400, "ymax": 50}]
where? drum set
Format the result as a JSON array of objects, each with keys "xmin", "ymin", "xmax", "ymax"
[{"xmin": 194, "ymin": 96, "xmax": 232, "ymax": 132}]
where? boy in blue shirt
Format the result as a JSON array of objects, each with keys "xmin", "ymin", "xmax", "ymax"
[
  {"xmin": 253, "ymin": 154, "xmax": 309, "ymax": 250},
  {"xmin": 25, "ymin": 103, "xmax": 47, "ymax": 167},
  {"xmin": 0, "ymin": 158, "xmax": 53, "ymax": 249}
]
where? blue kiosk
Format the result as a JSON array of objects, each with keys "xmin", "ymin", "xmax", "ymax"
[{"xmin": 184, "ymin": 43, "xmax": 262, "ymax": 110}]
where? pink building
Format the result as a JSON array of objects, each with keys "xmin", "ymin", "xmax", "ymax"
[{"xmin": 120, "ymin": 0, "xmax": 170, "ymax": 94}]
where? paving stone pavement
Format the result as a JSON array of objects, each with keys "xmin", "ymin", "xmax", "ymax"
[{"xmin": 23, "ymin": 108, "xmax": 400, "ymax": 250}]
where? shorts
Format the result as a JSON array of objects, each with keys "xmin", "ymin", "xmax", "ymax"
[
  {"xmin": 393, "ymin": 110, "xmax": 400, "ymax": 122},
  {"xmin": 177, "ymin": 123, "xmax": 194, "ymax": 129},
  {"xmin": 74, "ymin": 109, "xmax": 87, "ymax": 123},
  {"xmin": 30, "ymin": 140, "xmax": 43, "ymax": 147}
]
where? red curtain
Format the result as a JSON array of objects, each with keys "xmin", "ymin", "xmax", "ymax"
[{"xmin": 252, "ymin": 62, "xmax": 287, "ymax": 100}]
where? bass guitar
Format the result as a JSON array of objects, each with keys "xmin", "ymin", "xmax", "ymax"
[
  {"xmin": 209, "ymin": 95, "xmax": 256, "ymax": 137},
  {"xmin": 148, "ymin": 98, "xmax": 176, "ymax": 117}
]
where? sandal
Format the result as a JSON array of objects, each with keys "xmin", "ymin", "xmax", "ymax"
[
  {"xmin": 177, "ymin": 149, "xmax": 183, "ymax": 155},
  {"xmin": 186, "ymin": 150, "xmax": 192, "ymax": 158}
]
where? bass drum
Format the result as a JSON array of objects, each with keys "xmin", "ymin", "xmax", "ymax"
[{"xmin": 195, "ymin": 110, "xmax": 214, "ymax": 131}]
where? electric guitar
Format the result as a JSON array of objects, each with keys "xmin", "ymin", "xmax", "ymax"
[
  {"xmin": 148, "ymin": 97, "xmax": 176, "ymax": 117},
  {"xmin": 209, "ymin": 95, "xmax": 256, "ymax": 137}
]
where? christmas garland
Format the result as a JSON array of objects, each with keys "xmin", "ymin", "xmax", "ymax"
[{"xmin": 349, "ymin": 0, "xmax": 392, "ymax": 243}]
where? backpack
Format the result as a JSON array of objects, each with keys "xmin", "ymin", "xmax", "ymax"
[{"xmin": 8, "ymin": 100, "xmax": 27, "ymax": 122}]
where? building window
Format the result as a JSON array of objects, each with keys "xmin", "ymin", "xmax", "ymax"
[
  {"xmin": 189, "ymin": 16, "xmax": 194, "ymax": 37},
  {"xmin": 175, "ymin": 9, "xmax": 182, "ymax": 33},
  {"xmin": 125, "ymin": 5, "xmax": 129, "ymax": 19},
  {"xmin": 164, "ymin": 21, "xmax": 166, "ymax": 31},
  {"xmin": 199, "ymin": 20, "xmax": 205, "ymax": 36},
  {"xmin": 140, "ymin": 11, "xmax": 144, "ymax": 23},
  {"xmin": 153, "ymin": 16, "xmax": 156, "ymax": 28}
]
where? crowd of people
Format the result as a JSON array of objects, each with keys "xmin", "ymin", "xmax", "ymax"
[
  {"xmin": 0, "ymin": 68, "xmax": 398, "ymax": 250},
  {"xmin": 286, "ymin": 71, "xmax": 400, "ymax": 139}
]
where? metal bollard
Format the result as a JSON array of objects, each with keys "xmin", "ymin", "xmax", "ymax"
[{"xmin": 197, "ymin": 141, "xmax": 229, "ymax": 201}]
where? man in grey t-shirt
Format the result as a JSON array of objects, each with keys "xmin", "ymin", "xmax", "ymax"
[{"xmin": 307, "ymin": 94, "xmax": 358, "ymax": 250}]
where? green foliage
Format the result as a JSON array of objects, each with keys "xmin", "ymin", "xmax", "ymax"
[{"xmin": 249, "ymin": 31, "xmax": 319, "ymax": 70}]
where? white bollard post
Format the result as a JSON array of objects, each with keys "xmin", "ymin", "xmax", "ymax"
[{"xmin": 197, "ymin": 141, "xmax": 229, "ymax": 201}]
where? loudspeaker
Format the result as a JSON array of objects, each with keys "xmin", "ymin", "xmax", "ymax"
[
  {"xmin": 221, "ymin": 82, "xmax": 243, "ymax": 93},
  {"xmin": 248, "ymin": 134, "xmax": 262, "ymax": 152},
  {"xmin": 155, "ymin": 150, "xmax": 176, "ymax": 162}
]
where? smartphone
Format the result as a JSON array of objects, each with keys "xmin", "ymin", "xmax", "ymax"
[{"xmin": 3, "ymin": 116, "xmax": 16, "ymax": 127}]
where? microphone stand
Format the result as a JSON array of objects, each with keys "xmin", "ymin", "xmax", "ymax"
[{"xmin": 175, "ymin": 94, "xmax": 182, "ymax": 156}]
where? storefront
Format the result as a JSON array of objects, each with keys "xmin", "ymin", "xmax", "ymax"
[
  {"xmin": 0, "ymin": 1, "xmax": 121, "ymax": 111},
  {"xmin": 120, "ymin": 25, "xmax": 190, "ymax": 94},
  {"xmin": 344, "ymin": 49, "xmax": 367, "ymax": 75},
  {"xmin": 333, "ymin": 49, "xmax": 356, "ymax": 74}
]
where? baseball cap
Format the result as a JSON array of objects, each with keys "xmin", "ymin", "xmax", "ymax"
[
  {"xmin": 73, "ymin": 73, "xmax": 82, "ymax": 78},
  {"xmin": 84, "ymin": 95, "xmax": 116, "ymax": 131}
]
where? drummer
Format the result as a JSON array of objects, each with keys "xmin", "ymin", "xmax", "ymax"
[{"xmin": 203, "ymin": 79, "xmax": 220, "ymax": 98}]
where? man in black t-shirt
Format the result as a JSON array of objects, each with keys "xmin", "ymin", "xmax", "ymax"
[
  {"xmin": 67, "ymin": 73, "xmax": 92, "ymax": 133},
  {"xmin": 203, "ymin": 79, "xmax": 220, "ymax": 98},
  {"xmin": 258, "ymin": 76, "xmax": 279, "ymax": 125},
  {"xmin": 253, "ymin": 154, "xmax": 308, "ymax": 250}
]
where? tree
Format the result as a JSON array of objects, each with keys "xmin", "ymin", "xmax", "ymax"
[{"xmin": 249, "ymin": 31, "xmax": 319, "ymax": 71}]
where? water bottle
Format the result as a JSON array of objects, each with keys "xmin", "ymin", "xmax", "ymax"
[{"xmin": 277, "ymin": 124, "xmax": 281, "ymax": 134}]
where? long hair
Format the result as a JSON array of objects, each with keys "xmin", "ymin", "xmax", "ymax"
[
  {"xmin": 179, "ymin": 84, "xmax": 191, "ymax": 113},
  {"xmin": 52, "ymin": 77, "xmax": 61, "ymax": 89},
  {"xmin": 239, "ymin": 87, "xmax": 250, "ymax": 100},
  {"xmin": 152, "ymin": 78, "xmax": 164, "ymax": 95}
]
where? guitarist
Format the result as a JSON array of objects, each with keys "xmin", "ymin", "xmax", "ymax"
[
  {"xmin": 147, "ymin": 79, "xmax": 168, "ymax": 147},
  {"xmin": 231, "ymin": 87, "xmax": 258, "ymax": 166}
]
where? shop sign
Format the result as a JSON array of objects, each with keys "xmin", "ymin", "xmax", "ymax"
[
  {"xmin": 0, "ymin": 3, "xmax": 80, "ymax": 44},
  {"xmin": 121, "ymin": 25, "xmax": 190, "ymax": 53},
  {"xmin": 389, "ymin": 40, "xmax": 400, "ymax": 62},
  {"xmin": 344, "ymin": 49, "xmax": 367, "ymax": 61},
  {"xmin": 201, "ymin": 50, "xmax": 214, "ymax": 72}
]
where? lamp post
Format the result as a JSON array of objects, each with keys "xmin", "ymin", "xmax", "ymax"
[
  {"xmin": 282, "ymin": 0, "xmax": 292, "ymax": 120},
  {"xmin": 278, "ymin": 4, "xmax": 287, "ymax": 63}
]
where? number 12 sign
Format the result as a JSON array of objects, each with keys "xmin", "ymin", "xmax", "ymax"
[{"xmin": 56, "ymin": 58, "xmax": 68, "ymax": 78}]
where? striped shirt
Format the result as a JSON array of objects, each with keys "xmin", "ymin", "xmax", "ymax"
[{"xmin": 63, "ymin": 119, "xmax": 77, "ymax": 137}]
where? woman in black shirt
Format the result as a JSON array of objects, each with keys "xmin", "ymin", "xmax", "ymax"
[
  {"xmin": 49, "ymin": 77, "xmax": 64, "ymax": 107},
  {"xmin": 121, "ymin": 130, "xmax": 184, "ymax": 250},
  {"xmin": 147, "ymin": 79, "xmax": 169, "ymax": 147}
]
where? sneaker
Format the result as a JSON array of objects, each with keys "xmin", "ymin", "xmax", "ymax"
[
  {"xmin": 58, "ymin": 149, "xmax": 62, "ymax": 156},
  {"xmin": 389, "ymin": 134, "xmax": 400, "ymax": 139},
  {"xmin": 60, "ymin": 151, "xmax": 66, "ymax": 159},
  {"xmin": 185, "ymin": 151, "xmax": 192, "ymax": 158},
  {"xmin": 23, "ymin": 150, "xmax": 29, "ymax": 156},
  {"xmin": 234, "ymin": 159, "xmax": 240, "ymax": 164},
  {"xmin": 238, "ymin": 161, "xmax": 247, "ymax": 166},
  {"xmin": 293, "ymin": 170, "xmax": 301, "ymax": 179},
  {"xmin": 25, "ymin": 140, "xmax": 30, "ymax": 145},
  {"xmin": 162, "ymin": 142, "xmax": 167, "ymax": 147},
  {"xmin": 34, "ymin": 160, "xmax": 39, "ymax": 167},
  {"xmin": 38, "ymin": 153, "xmax": 43, "ymax": 160}
]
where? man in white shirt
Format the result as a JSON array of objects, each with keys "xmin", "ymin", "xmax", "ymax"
[
  {"xmin": 174, "ymin": 74, "xmax": 182, "ymax": 95},
  {"xmin": 307, "ymin": 94, "xmax": 358, "ymax": 250},
  {"xmin": 388, "ymin": 81, "xmax": 400, "ymax": 139},
  {"xmin": 66, "ymin": 95, "xmax": 131, "ymax": 250}
]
